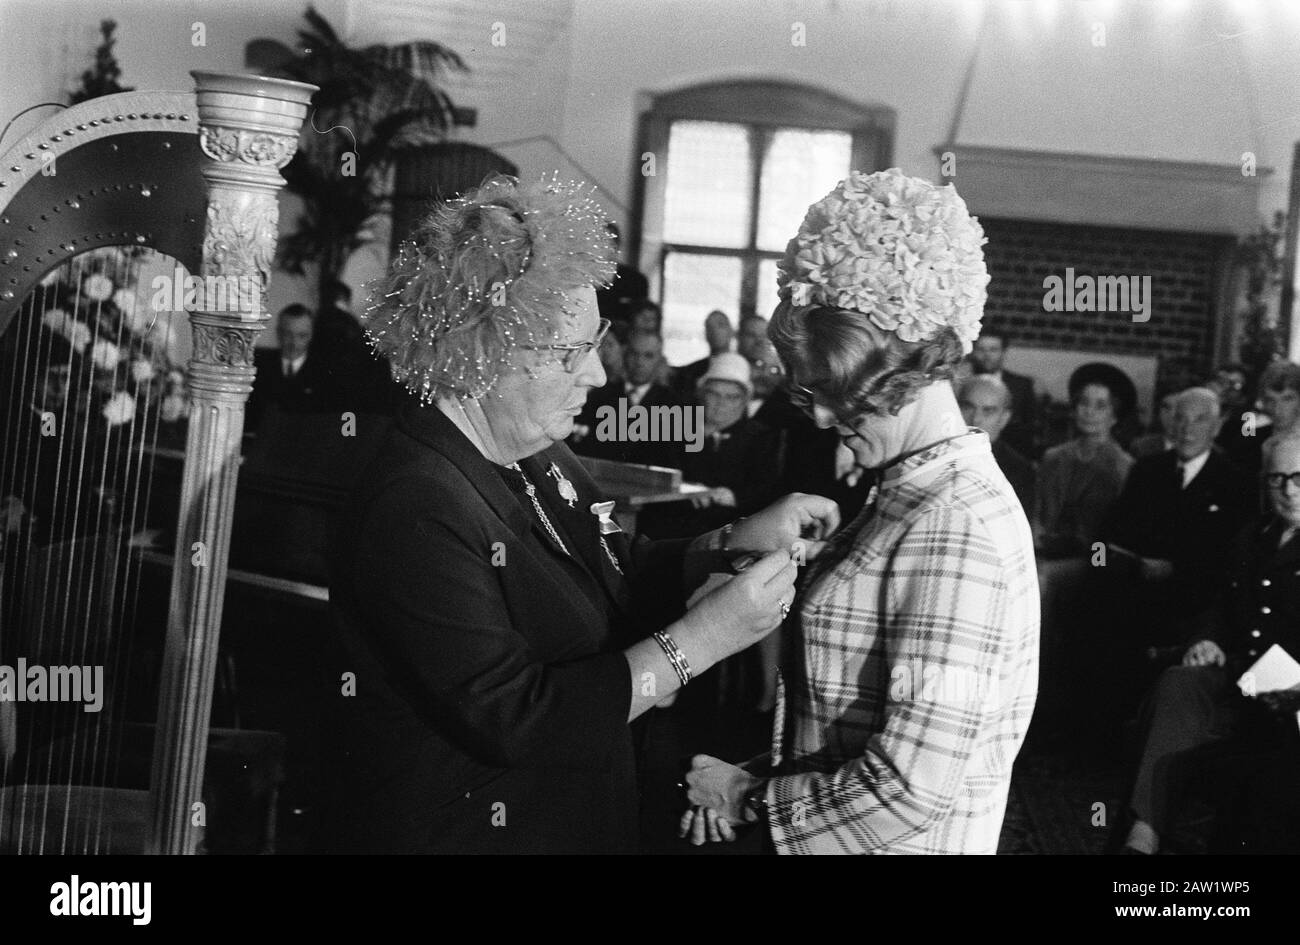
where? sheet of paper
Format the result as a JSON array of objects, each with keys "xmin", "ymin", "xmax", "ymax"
[{"xmin": 1237, "ymin": 643, "xmax": 1300, "ymax": 696}]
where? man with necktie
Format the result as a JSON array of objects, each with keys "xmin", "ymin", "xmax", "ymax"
[
  {"xmin": 572, "ymin": 330, "xmax": 683, "ymax": 468},
  {"xmin": 639, "ymin": 353, "xmax": 781, "ymax": 540},
  {"xmin": 1086, "ymin": 387, "xmax": 1255, "ymax": 731},
  {"xmin": 248, "ymin": 304, "xmax": 335, "ymax": 431}
]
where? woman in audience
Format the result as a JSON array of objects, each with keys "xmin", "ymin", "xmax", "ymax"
[
  {"xmin": 1258, "ymin": 359, "xmax": 1300, "ymax": 443},
  {"xmin": 1032, "ymin": 363, "xmax": 1137, "ymax": 558},
  {"xmin": 1030, "ymin": 363, "xmax": 1136, "ymax": 741}
]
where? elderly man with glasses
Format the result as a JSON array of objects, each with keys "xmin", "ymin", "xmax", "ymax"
[{"xmin": 1114, "ymin": 432, "xmax": 1300, "ymax": 855}]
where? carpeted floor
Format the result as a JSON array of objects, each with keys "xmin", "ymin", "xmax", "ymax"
[{"xmin": 997, "ymin": 749, "xmax": 1127, "ymax": 855}]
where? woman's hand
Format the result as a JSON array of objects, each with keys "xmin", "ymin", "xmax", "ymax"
[
  {"xmin": 690, "ymin": 487, "xmax": 737, "ymax": 510},
  {"xmin": 676, "ymin": 549, "xmax": 798, "ymax": 666},
  {"xmin": 678, "ymin": 805, "xmax": 736, "ymax": 845},
  {"xmin": 683, "ymin": 753, "xmax": 761, "ymax": 823},
  {"xmin": 728, "ymin": 493, "xmax": 840, "ymax": 559}
]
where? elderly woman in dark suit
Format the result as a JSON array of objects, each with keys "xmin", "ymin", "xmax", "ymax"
[{"xmin": 321, "ymin": 176, "xmax": 835, "ymax": 854}]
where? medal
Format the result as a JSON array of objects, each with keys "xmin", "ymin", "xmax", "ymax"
[
  {"xmin": 589, "ymin": 500, "xmax": 621, "ymax": 536},
  {"xmin": 547, "ymin": 462, "xmax": 579, "ymax": 508}
]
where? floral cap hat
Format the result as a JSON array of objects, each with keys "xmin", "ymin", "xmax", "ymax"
[{"xmin": 776, "ymin": 168, "xmax": 990, "ymax": 353}]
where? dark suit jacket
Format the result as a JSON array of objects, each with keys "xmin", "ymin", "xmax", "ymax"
[
  {"xmin": 992, "ymin": 439, "xmax": 1035, "ymax": 513},
  {"xmin": 1195, "ymin": 518, "xmax": 1300, "ymax": 667},
  {"xmin": 322, "ymin": 402, "xmax": 698, "ymax": 853},
  {"xmin": 1103, "ymin": 449, "xmax": 1255, "ymax": 630},
  {"xmin": 311, "ymin": 308, "xmax": 398, "ymax": 415},
  {"xmin": 570, "ymin": 380, "xmax": 685, "ymax": 469},
  {"xmin": 247, "ymin": 349, "xmax": 334, "ymax": 431},
  {"xmin": 637, "ymin": 417, "xmax": 782, "ymax": 539},
  {"xmin": 671, "ymin": 357, "xmax": 711, "ymax": 403},
  {"xmin": 998, "ymin": 369, "xmax": 1037, "ymax": 458},
  {"xmin": 596, "ymin": 263, "xmax": 649, "ymax": 322}
]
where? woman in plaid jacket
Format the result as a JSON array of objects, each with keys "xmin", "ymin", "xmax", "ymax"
[{"xmin": 682, "ymin": 170, "xmax": 1041, "ymax": 854}]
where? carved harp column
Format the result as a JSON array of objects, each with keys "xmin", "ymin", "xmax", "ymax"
[{"xmin": 147, "ymin": 72, "xmax": 314, "ymax": 855}]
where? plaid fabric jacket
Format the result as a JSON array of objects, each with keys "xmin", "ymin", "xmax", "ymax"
[{"xmin": 766, "ymin": 430, "xmax": 1039, "ymax": 854}]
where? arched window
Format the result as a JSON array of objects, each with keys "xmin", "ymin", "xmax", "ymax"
[{"xmin": 632, "ymin": 79, "xmax": 894, "ymax": 364}]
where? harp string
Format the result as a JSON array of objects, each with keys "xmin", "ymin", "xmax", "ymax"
[
  {"xmin": 90, "ymin": 247, "xmax": 161, "ymax": 853},
  {"xmin": 1, "ymin": 249, "xmax": 169, "ymax": 853},
  {"xmin": 0, "ymin": 286, "xmax": 52, "ymax": 846},
  {"xmin": 0, "ymin": 286, "xmax": 47, "ymax": 842},
  {"xmin": 44, "ymin": 250, "xmax": 94, "ymax": 853}
]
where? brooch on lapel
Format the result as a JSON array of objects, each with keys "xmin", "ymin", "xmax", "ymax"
[
  {"xmin": 589, "ymin": 500, "xmax": 622, "ymax": 535},
  {"xmin": 547, "ymin": 462, "xmax": 579, "ymax": 508}
]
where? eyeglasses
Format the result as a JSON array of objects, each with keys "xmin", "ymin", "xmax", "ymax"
[
  {"xmin": 788, "ymin": 381, "xmax": 818, "ymax": 412},
  {"xmin": 788, "ymin": 378, "xmax": 879, "ymax": 423},
  {"xmin": 750, "ymin": 358, "xmax": 784, "ymax": 378},
  {"xmin": 521, "ymin": 318, "xmax": 610, "ymax": 373},
  {"xmin": 1265, "ymin": 471, "xmax": 1300, "ymax": 491}
]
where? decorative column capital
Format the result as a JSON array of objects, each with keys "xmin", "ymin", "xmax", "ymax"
[{"xmin": 190, "ymin": 72, "xmax": 315, "ymax": 189}]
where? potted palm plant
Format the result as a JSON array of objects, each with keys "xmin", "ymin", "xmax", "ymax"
[{"xmin": 247, "ymin": 5, "xmax": 467, "ymax": 313}]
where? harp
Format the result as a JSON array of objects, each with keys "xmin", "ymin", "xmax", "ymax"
[{"xmin": 0, "ymin": 72, "xmax": 314, "ymax": 854}]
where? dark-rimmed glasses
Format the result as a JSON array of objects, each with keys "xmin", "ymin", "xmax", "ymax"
[
  {"xmin": 1265, "ymin": 471, "xmax": 1300, "ymax": 491},
  {"xmin": 521, "ymin": 318, "xmax": 610, "ymax": 373}
]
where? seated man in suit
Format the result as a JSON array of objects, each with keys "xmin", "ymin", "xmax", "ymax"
[
  {"xmin": 1090, "ymin": 387, "xmax": 1255, "ymax": 723},
  {"xmin": 968, "ymin": 328, "xmax": 1038, "ymax": 458},
  {"xmin": 247, "ymin": 304, "xmax": 334, "ymax": 432},
  {"xmin": 957, "ymin": 374, "xmax": 1035, "ymax": 511},
  {"xmin": 640, "ymin": 353, "xmax": 781, "ymax": 539},
  {"xmin": 570, "ymin": 330, "xmax": 683, "ymax": 468},
  {"xmin": 1116, "ymin": 432, "xmax": 1300, "ymax": 854}
]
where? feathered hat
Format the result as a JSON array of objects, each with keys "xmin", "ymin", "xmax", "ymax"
[{"xmin": 362, "ymin": 174, "xmax": 616, "ymax": 401}]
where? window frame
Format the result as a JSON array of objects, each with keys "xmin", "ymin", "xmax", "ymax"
[{"xmin": 632, "ymin": 80, "xmax": 895, "ymax": 319}]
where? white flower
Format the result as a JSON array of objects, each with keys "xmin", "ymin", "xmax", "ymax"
[
  {"xmin": 42, "ymin": 307, "xmax": 71, "ymax": 334},
  {"xmin": 130, "ymin": 359, "xmax": 156, "ymax": 383},
  {"xmin": 777, "ymin": 168, "xmax": 990, "ymax": 352},
  {"xmin": 114, "ymin": 289, "xmax": 153, "ymax": 334},
  {"xmin": 102, "ymin": 391, "xmax": 136, "ymax": 426},
  {"xmin": 65, "ymin": 320, "xmax": 92, "ymax": 354},
  {"xmin": 160, "ymin": 394, "xmax": 185, "ymax": 423},
  {"xmin": 90, "ymin": 339, "xmax": 123, "ymax": 371},
  {"xmin": 82, "ymin": 274, "xmax": 115, "ymax": 302}
]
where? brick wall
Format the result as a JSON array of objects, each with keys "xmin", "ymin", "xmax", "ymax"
[{"xmin": 979, "ymin": 217, "xmax": 1233, "ymax": 389}]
